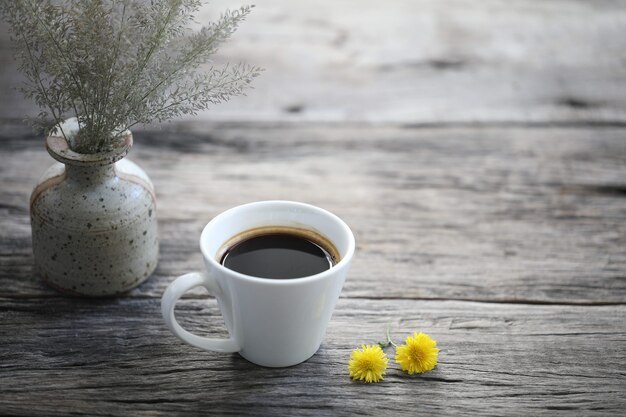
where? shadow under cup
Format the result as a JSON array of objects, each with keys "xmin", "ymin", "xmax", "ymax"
[{"xmin": 198, "ymin": 201, "xmax": 355, "ymax": 367}]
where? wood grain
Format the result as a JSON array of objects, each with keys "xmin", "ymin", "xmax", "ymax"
[
  {"xmin": 2, "ymin": 0, "xmax": 626, "ymax": 124},
  {"xmin": 1, "ymin": 298, "xmax": 624, "ymax": 416},
  {"xmin": 1, "ymin": 122, "xmax": 624, "ymax": 304},
  {"xmin": 1, "ymin": 121, "xmax": 625, "ymax": 415}
]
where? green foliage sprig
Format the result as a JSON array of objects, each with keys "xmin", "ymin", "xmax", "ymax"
[{"xmin": 1, "ymin": 0, "xmax": 261, "ymax": 153}]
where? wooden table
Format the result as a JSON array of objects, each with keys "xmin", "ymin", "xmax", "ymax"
[
  {"xmin": 1, "ymin": 121, "xmax": 625, "ymax": 415},
  {"xmin": 2, "ymin": 1, "xmax": 626, "ymax": 415}
]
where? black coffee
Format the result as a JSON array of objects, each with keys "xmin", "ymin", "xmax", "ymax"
[{"xmin": 220, "ymin": 229, "xmax": 337, "ymax": 279}]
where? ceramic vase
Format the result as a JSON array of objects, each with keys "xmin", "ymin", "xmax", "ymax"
[{"xmin": 30, "ymin": 119, "xmax": 158, "ymax": 296}]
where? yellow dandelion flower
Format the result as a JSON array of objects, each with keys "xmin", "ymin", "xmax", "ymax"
[
  {"xmin": 395, "ymin": 332, "xmax": 439, "ymax": 374},
  {"xmin": 348, "ymin": 344, "xmax": 389, "ymax": 383}
]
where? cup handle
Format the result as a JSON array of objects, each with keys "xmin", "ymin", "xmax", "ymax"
[{"xmin": 161, "ymin": 272, "xmax": 240, "ymax": 352}]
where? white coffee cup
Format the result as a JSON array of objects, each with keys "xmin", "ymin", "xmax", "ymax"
[{"xmin": 161, "ymin": 201, "xmax": 355, "ymax": 367}]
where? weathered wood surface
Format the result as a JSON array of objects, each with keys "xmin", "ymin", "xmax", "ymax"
[
  {"xmin": 1, "ymin": 298, "xmax": 625, "ymax": 416},
  {"xmin": 1, "ymin": 122, "xmax": 625, "ymax": 303},
  {"xmin": 2, "ymin": 0, "xmax": 626, "ymax": 124},
  {"xmin": 1, "ymin": 121, "xmax": 625, "ymax": 415}
]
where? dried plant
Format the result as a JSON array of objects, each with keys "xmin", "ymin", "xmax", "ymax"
[{"xmin": 1, "ymin": 0, "xmax": 261, "ymax": 153}]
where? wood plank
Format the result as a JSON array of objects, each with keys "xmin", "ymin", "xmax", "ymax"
[
  {"xmin": 2, "ymin": 0, "xmax": 626, "ymax": 123},
  {"xmin": 1, "ymin": 122, "xmax": 625, "ymax": 303},
  {"xmin": 1, "ymin": 298, "xmax": 624, "ymax": 416}
]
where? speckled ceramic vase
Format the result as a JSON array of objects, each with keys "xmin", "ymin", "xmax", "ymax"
[{"xmin": 30, "ymin": 119, "xmax": 158, "ymax": 296}]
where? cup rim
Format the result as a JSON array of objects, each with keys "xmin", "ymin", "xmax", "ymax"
[{"xmin": 200, "ymin": 200, "xmax": 356, "ymax": 285}]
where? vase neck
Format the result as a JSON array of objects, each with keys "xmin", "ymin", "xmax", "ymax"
[
  {"xmin": 64, "ymin": 163, "xmax": 116, "ymax": 185},
  {"xmin": 46, "ymin": 119, "xmax": 133, "ymax": 169}
]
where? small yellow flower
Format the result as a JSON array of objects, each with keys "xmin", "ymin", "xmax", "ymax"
[
  {"xmin": 395, "ymin": 332, "xmax": 439, "ymax": 374},
  {"xmin": 348, "ymin": 344, "xmax": 389, "ymax": 383}
]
